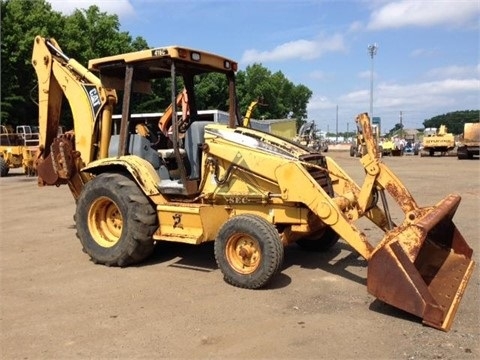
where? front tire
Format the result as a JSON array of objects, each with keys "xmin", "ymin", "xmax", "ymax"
[
  {"xmin": 0, "ymin": 157, "xmax": 9, "ymax": 177},
  {"xmin": 75, "ymin": 173, "xmax": 157, "ymax": 267},
  {"xmin": 349, "ymin": 145, "xmax": 356, "ymax": 157},
  {"xmin": 457, "ymin": 146, "xmax": 468, "ymax": 160},
  {"xmin": 214, "ymin": 214, "xmax": 284, "ymax": 289}
]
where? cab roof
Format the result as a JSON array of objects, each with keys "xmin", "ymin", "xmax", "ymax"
[{"xmin": 88, "ymin": 45, "xmax": 237, "ymax": 75}]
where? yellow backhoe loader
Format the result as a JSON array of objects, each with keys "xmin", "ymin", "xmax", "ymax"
[
  {"xmin": 32, "ymin": 36, "xmax": 474, "ymax": 331},
  {"xmin": 0, "ymin": 125, "xmax": 38, "ymax": 176}
]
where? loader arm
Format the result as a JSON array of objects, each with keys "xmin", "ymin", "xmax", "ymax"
[{"xmin": 31, "ymin": 36, "xmax": 117, "ymax": 198}]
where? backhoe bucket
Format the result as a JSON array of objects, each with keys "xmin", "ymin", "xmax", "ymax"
[{"xmin": 367, "ymin": 194, "xmax": 474, "ymax": 331}]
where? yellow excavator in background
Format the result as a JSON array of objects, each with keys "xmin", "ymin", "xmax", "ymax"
[
  {"xmin": 421, "ymin": 125, "xmax": 455, "ymax": 157},
  {"xmin": 31, "ymin": 35, "xmax": 474, "ymax": 331}
]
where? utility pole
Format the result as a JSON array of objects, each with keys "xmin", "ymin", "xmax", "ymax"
[
  {"xmin": 399, "ymin": 111, "xmax": 403, "ymax": 139},
  {"xmin": 335, "ymin": 105, "xmax": 338, "ymax": 143},
  {"xmin": 368, "ymin": 43, "xmax": 378, "ymax": 119}
]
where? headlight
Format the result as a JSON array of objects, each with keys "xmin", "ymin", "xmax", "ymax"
[{"xmin": 191, "ymin": 52, "xmax": 201, "ymax": 61}]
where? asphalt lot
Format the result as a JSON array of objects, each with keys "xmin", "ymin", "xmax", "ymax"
[{"xmin": 1, "ymin": 152, "xmax": 479, "ymax": 359}]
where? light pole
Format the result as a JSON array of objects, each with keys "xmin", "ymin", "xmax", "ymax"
[{"xmin": 368, "ymin": 43, "xmax": 378, "ymax": 119}]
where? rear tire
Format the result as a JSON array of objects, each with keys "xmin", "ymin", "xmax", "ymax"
[
  {"xmin": 349, "ymin": 145, "xmax": 356, "ymax": 157},
  {"xmin": 75, "ymin": 172, "xmax": 157, "ymax": 267},
  {"xmin": 0, "ymin": 158, "xmax": 9, "ymax": 177},
  {"xmin": 457, "ymin": 146, "xmax": 468, "ymax": 159},
  {"xmin": 296, "ymin": 227, "xmax": 340, "ymax": 252},
  {"xmin": 214, "ymin": 214, "xmax": 284, "ymax": 289},
  {"xmin": 378, "ymin": 145, "xmax": 383, "ymax": 156},
  {"xmin": 356, "ymin": 146, "xmax": 363, "ymax": 157}
]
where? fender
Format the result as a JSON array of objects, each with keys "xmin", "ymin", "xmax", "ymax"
[{"xmin": 81, "ymin": 155, "xmax": 161, "ymax": 197}]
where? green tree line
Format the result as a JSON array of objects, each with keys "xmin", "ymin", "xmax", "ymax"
[
  {"xmin": 1, "ymin": 0, "xmax": 311, "ymax": 130},
  {"xmin": 422, "ymin": 110, "xmax": 479, "ymax": 134},
  {"xmin": 384, "ymin": 110, "xmax": 479, "ymax": 137},
  {"xmin": 2, "ymin": 0, "xmax": 476, "ymax": 134}
]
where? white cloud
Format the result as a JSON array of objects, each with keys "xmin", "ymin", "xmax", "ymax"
[
  {"xmin": 425, "ymin": 65, "xmax": 479, "ymax": 79},
  {"xmin": 348, "ymin": 21, "xmax": 364, "ymax": 33},
  {"xmin": 48, "ymin": 0, "xmax": 135, "ymax": 18},
  {"xmin": 309, "ymin": 70, "xmax": 327, "ymax": 81},
  {"xmin": 367, "ymin": 1, "xmax": 480, "ymax": 30},
  {"xmin": 410, "ymin": 48, "xmax": 441, "ymax": 58},
  {"xmin": 241, "ymin": 34, "xmax": 345, "ymax": 64},
  {"xmin": 358, "ymin": 70, "xmax": 374, "ymax": 80},
  {"xmin": 307, "ymin": 94, "xmax": 334, "ymax": 111},
  {"xmin": 339, "ymin": 78, "xmax": 479, "ymax": 114},
  {"xmin": 308, "ymin": 75, "xmax": 479, "ymax": 130}
]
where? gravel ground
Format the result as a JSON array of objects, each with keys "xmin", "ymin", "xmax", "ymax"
[{"xmin": 1, "ymin": 152, "xmax": 479, "ymax": 360}]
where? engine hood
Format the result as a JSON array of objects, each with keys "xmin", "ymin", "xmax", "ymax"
[{"xmin": 204, "ymin": 124, "xmax": 314, "ymax": 160}]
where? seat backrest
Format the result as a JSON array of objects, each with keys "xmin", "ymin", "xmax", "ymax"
[
  {"xmin": 184, "ymin": 121, "xmax": 211, "ymax": 180},
  {"xmin": 108, "ymin": 134, "xmax": 160, "ymax": 170}
]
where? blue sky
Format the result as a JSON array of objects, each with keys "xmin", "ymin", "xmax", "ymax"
[{"xmin": 48, "ymin": 0, "xmax": 479, "ymax": 134}]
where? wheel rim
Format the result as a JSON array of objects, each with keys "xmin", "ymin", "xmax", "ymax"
[
  {"xmin": 88, "ymin": 196, "xmax": 123, "ymax": 248},
  {"xmin": 225, "ymin": 233, "xmax": 261, "ymax": 274}
]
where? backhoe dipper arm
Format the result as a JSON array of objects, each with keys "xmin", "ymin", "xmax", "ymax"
[
  {"xmin": 31, "ymin": 36, "xmax": 117, "ymax": 198},
  {"xmin": 242, "ymin": 98, "xmax": 267, "ymax": 128},
  {"xmin": 158, "ymin": 89, "xmax": 188, "ymax": 135},
  {"xmin": 242, "ymin": 100, "xmax": 259, "ymax": 128}
]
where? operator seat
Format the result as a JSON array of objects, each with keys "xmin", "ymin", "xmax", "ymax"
[
  {"xmin": 108, "ymin": 134, "xmax": 161, "ymax": 171},
  {"xmin": 184, "ymin": 121, "xmax": 211, "ymax": 180}
]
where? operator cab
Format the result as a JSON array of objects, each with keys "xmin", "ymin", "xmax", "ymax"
[{"xmin": 89, "ymin": 46, "xmax": 241, "ymax": 195}]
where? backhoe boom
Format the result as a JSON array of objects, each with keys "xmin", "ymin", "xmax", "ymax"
[{"xmin": 32, "ymin": 36, "xmax": 117, "ymax": 197}]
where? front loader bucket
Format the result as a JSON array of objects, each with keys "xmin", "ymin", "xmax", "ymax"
[{"xmin": 367, "ymin": 194, "xmax": 474, "ymax": 331}]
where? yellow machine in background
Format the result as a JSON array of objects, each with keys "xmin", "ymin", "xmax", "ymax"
[
  {"xmin": 31, "ymin": 36, "xmax": 474, "ymax": 331},
  {"xmin": 421, "ymin": 125, "xmax": 455, "ymax": 156},
  {"xmin": 378, "ymin": 137, "xmax": 395, "ymax": 156},
  {"xmin": 293, "ymin": 121, "xmax": 328, "ymax": 152},
  {"xmin": 350, "ymin": 123, "xmax": 385, "ymax": 157},
  {"xmin": 0, "ymin": 125, "xmax": 38, "ymax": 176},
  {"xmin": 242, "ymin": 98, "xmax": 265, "ymax": 128},
  {"xmin": 457, "ymin": 122, "xmax": 480, "ymax": 159}
]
